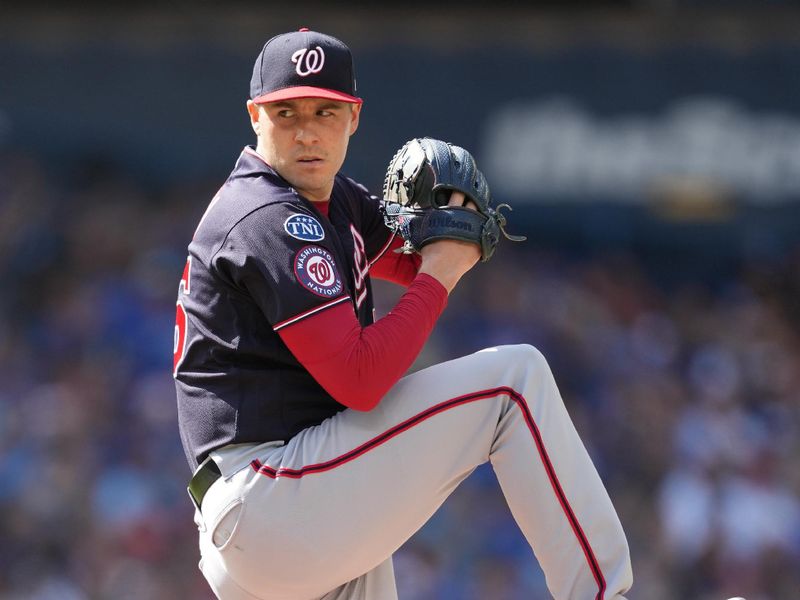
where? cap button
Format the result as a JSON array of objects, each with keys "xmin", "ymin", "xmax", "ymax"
[{"xmin": 299, "ymin": 27, "xmax": 310, "ymax": 32}]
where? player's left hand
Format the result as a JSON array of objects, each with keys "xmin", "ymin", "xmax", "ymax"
[{"xmin": 381, "ymin": 137, "xmax": 526, "ymax": 262}]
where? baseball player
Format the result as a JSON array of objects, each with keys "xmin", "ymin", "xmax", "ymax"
[{"xmin": 174, "ymin": 28, "xmax": 633, "ymax": 600}]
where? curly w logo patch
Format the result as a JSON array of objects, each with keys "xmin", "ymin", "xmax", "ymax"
[{"xmin": 292, "ymin": 46, "xmax": 325, "ymax": 77}]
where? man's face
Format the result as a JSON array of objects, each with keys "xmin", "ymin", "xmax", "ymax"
[{"xmin": 248, "ymin": 97, "xmax": 361, "ymax": 202}]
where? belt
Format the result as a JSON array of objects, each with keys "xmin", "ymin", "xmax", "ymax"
[{"xmin": 188, "ymin": 458, "xmax": 222, "ymax": 512}]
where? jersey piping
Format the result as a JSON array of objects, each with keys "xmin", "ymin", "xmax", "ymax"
[
  {"xmin": 367, "ymin": 231, "xmax": 398, "ymax": 268},
  {"xmin": 272, "ymin": 295, "xmax": 351, "ymax": 331}
]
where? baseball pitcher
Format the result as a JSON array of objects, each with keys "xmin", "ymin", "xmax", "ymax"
[{"xmin": 173, "ymin": 27, "xmax": 633, "ymax": 600}]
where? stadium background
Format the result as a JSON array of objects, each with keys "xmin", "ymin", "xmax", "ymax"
[{"xmin": 1, "ymin": 3, "xmax": 799, "ymax": 599}]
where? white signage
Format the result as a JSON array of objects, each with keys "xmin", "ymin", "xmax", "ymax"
[{"xmin": 481, "ymin": 97, "xmax": 800, "ymax": 204}]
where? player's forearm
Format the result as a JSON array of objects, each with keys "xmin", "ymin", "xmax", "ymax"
[
  {"xmin": 417, "ymin": 239, "xmax": 480, "ymax": 294},
  {"xmin": 368, "ymin": 235, "xmax": 422, "ymax": 286},
  {"xmin": 278, "ymin": 273, "xmax": 447, "ymax": 410}
]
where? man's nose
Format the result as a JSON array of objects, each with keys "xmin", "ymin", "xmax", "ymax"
[{"xmin": 294, "ymin": 122, "xmax": 320, "ymax": 144}]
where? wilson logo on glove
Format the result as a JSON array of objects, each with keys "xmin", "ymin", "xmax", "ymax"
[{"xmin": 428, "ymin": 215, "xmax": 474, "ymax": 231}]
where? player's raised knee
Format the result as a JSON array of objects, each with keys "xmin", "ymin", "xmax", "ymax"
[
  {"xmin": 483, "ymin": 343, "xmax": 550, "ymax": 376},
  {"xmin": 497, "ymin": 343, "xmax": 547, "ymax": 363}
]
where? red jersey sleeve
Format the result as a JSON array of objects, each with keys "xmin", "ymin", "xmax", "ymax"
[
  {"xmin": 368, "ymin": 234, "xmax": 422, "ymax": 287},
  {"xmin": 277, "ymin": 273, "xmax": 447, "ymax": 411}
]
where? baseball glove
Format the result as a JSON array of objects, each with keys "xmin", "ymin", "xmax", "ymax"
[{"xmin": 381, "ymin": 137, "xmax": 525, "ymax": 262}]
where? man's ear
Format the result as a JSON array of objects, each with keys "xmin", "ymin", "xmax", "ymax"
[
  {"xmin": 348, "ymin": 103, "xmax": 361, "ymax": 136},
  {"xmin": 246, "ymin": 100, "xmax": 260, "ymax": 135}
]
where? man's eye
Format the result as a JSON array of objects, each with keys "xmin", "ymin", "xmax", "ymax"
[
  {"xmin": 278, "ymin": 110, "xmax": 294, "ymax": 118},
  {"xmin": 318, "ymin": 110, "xmax": 334, "ymax": 117}
]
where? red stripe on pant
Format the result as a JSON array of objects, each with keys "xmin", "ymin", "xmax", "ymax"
[{"xmin": 250, "ymin": 387, "xmax": 607, "ymax": 599}]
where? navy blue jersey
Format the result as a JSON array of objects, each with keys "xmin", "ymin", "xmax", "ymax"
[{"xmin": 174, "ymin": 147, "xmax": 394, "ymax": 470}]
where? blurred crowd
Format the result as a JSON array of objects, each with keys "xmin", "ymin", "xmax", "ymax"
[{"xmin": 0, "ymin": 148, "xmax": 798, "ymax": 600}]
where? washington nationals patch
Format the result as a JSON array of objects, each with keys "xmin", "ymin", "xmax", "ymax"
[{"xmin": 293, "ymin": 245, "xmax": 344, "ymax": 298}]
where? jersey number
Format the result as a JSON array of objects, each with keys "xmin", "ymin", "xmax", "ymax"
[{"xmin": 173, "ymin": 256, "xmax": 191, "ymax": 377}]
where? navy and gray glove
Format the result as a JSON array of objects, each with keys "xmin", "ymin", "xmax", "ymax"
[{"xmin": 381, "ymin": 137, "xmax": 525, "ymax": 262}]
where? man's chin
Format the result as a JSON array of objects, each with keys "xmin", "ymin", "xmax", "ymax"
[{"xmin": 290, "ymin": 179, "xmax": 330, "ymax": 202}]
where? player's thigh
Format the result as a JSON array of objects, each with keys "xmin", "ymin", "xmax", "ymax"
[{"xmin": 211, "ymin": 344, "xmax": 543, "ymax": 595}]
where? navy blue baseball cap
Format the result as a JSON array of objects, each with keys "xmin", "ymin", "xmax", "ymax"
[{"xmin": 250, "ymin": 28, "xmax": 362, "ymax": 105}]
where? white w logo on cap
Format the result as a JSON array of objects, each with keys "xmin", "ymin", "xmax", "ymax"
[{"xmin": 291, "ymin": 46, "xmax": 325, "ymax": 77}]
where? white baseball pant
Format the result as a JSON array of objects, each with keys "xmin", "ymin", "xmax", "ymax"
[{"xmin": 193, "ymin": 344, "xmax": 633, "ymax": 599}]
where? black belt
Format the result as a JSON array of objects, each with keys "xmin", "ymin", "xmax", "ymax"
[{"xmin": 188, "ymin": 458, "xmax": 222, "ymax": 512}]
